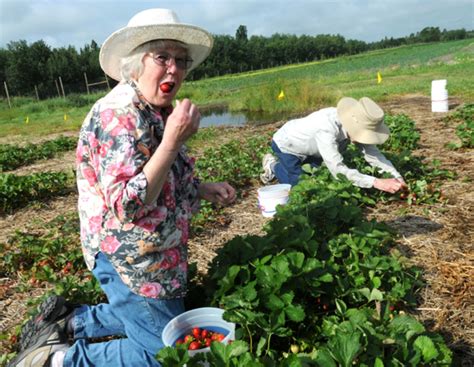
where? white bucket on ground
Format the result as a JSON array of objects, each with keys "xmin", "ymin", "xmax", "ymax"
[
  {"xmin": 162, "ymin": 307, "xmax": 235, "ymax": 357},
  {"xmin": 431, "ymin": 79, "xmax": 448, "ymax": 112},
  {"xmin": 257, "ymin": 184, "xmax": 291, "ymax": 217}
]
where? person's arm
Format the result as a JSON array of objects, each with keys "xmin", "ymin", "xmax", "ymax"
[
  {"xmin": 315, "ymin": 131, "xmax": 376, "ymax": 188},
  {"xmin": 143, "ymin": 99, "xmax": 200, "ymax": 204},
  {"xmin": 359, "ymin": 144, "xmax": 407, "ymax": 193},
  {"xmin": 197, "ymin": 182, "xmax": 236, "ymax": 206}
]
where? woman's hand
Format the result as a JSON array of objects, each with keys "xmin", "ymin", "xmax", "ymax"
[
  {"xmin": 198, "ymin": 182, "xmax": 236, "ymax": 206},
  {"xmin": 161, "ymin": 99, "xmax": 200, "ymax": 152},
  {"xmin": 373, "ymin": 178, "xmax": 408, "ymax": 193}
]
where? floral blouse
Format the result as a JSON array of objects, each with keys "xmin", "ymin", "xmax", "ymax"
[{"xmin": 76, "ymin": 81, "xmax": 200, "ymax": 299}]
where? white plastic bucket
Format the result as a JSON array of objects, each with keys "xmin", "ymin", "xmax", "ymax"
[
  {"xmin": 431, "ymin": 79, "xmax": 448, "ymax": 112},
  {"xmin": 257, "ymin": 184, "xmax": 291, "ymax": 217},
  {"xmin": 162, "ymin": 307, "xmax": 235, "ymax": 357}
]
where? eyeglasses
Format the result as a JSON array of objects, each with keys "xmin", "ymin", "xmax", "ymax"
[{"xmin": 151, "ymin": 52, "xmax": 193, "ymax": 71}]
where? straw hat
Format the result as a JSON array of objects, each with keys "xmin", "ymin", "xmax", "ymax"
[
  {"xmin": 99, "ymin": 8, "xmax": 214, "ymax": 81},
  {"xmin": 337, "ymin": 97, "xmax": 390, "ymax": 144}
]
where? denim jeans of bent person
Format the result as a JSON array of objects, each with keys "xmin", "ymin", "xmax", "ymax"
[
  {"xmin": 271, "ymin": 140, "xmax": 321, "ymax": 186},
  {"xmin": 63, "ymin": 252, "xmax": 185, "ymax": 367}
]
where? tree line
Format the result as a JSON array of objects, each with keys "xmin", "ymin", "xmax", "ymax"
[{"xmin": 0, "ymin": 25, "xmax": 471, "ymax": 99}]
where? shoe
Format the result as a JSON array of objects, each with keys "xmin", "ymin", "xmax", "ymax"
[
  {"xmin": 8, "ymin": 322, "xmax": 69, "ymax": 367},
  {"xmin": 19, "ymin": 296, "xmax": 75, "ymax": 351},
  {"xmin": 260, "ymin": 153, "xmax": 277, "ymax": 184}
]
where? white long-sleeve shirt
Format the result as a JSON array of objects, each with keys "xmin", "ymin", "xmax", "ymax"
[{"xmin": 272, "ymin": 107, "xmax": 402, "ymax": 188}]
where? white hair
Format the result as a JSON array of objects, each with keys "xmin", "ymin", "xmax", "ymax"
[{"xmin": 120, "ymin": 40, "xmax": 188, "ymax": 80}]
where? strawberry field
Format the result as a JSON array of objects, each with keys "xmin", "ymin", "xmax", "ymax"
[{"xmin": 0, "ymin": 96, "xmax": 472, "ymax": 366}]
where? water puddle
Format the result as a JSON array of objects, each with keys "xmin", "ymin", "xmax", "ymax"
[{"xmin": 200, "ymin": 105, "xmax": 281, "ymax": 128}]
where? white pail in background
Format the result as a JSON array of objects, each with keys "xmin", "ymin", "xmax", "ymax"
[
  {"xmin": 431, "ymin": 79, "xmax": 448, "ymax": 112},
  {"xmin": 257, "ymin": 184, "xmax": 291, "ymax": 217}
]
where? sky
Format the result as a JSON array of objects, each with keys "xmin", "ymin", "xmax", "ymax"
[{"xmin": 0, "ymin": 0, "xmax": 473, "ymax": 50}]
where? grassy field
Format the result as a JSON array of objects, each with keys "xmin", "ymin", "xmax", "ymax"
[{"xmin": 0, "ymin": 38, "xmax": 472, "ymax": 140}]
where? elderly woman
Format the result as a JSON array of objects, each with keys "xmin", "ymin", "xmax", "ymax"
[{"xmin": 12, "ymin": 8, "xmax": 235, "ymax": 367}]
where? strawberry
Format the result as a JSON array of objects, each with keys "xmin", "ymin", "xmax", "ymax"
[
  {"xmin": 188, "ymin": 341, "xmax": 201, "ymax": 350},
  {"xmin": 160, "ymin": 83, "xmax": 173, "ymax": 93}
]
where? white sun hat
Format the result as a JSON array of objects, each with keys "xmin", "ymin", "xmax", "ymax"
[
  {"xmin": 99, "ymin": 8, "xmax": 214, "ymax": 81},
  {"xmin": 337, "ymin": 97, "xmax": 390, "ymax": 145}
]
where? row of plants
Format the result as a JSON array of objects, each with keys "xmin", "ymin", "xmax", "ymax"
[
  {"xmin": 157, "ymin": 128, "xmax": 456, "ymax": 365},
  {"xmin": 0, "ymin": 171, "xmax": 74, "ymax": 214},
  {"xmin": 444, "ymin": 103, "xmax": 474, "ymax": 149},
  {"xmin": 0, "ymin": 112, "xmax": 456, "ymax": 364},
  {"xmin": 159, "ymin": 171, "xmax": 452, "ymax": 366},
  {"xmin": 0, "ymin": 135, "xmax": 77, "ymax": 172},
  {"xmin": 156, "ymin": 113, "xmax": 456, "ymax": 365}
]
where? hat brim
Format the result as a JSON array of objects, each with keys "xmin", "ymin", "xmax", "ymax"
[
  {"xmin": 337, "ymin": 97, "xmax": 390, "ymax": 145},
  {"xmin": 100, "ymin": 24, "xmax": 213, "ymax": 81}
]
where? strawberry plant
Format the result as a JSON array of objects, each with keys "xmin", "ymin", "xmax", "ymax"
[
  {"xmin": 444, "ymin": 103, "xmax": 474, "ymax": 149},
  {"xmin": 382, "ymin": 114, "xmax": 420, "ymax": 152},
  {"xmin": 0, "ymin": 136, "xmax": 77, "ymax": 172},
  {"xmin": 195, "ymin": 135, "xmax": 269, "ymax": 188},
  {"xmin": 0, "ymin": 171, "xmax": 74, "ymax": 213},
  {"xmin": 157, "ymin": 168, "xmax": 452, "ymax": 365}
]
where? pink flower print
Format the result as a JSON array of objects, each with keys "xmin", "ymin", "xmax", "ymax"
[
  {"xmin": 179, "ymin": 261, "xmax": 188, "ymax": 272},
  {"xmin": 160, "ymin": 248, "xmax": 180, "ymax": 269},
  {"xmin": 135, "ymin": 217, "xmax": 156, "ymax": 232},
  {"xmin": 160, "ymin": 181, "xmax": 176, "ymax": 209},
  {"xmin": 176, "ymin": 217, "xmax": 189, "ymax": 244},
  {"xmin": 171, "ymin": 279, "xmax": 181, "ymax": 289},
  {"xmin": 89, "ymin": 215, "xmax": 102, "ymax": 234},
  {"xmin": 76, "ymin": 141, "xmax": 87, "ymax": 163},
  {"xmin": 87, "ymin": 132, "xmax": 99, "ymax": 149},
  {"xmin": 135, "ymin": 206, "xmax": 167, "ymax": 231},
  {"xmin": 107, "ymin": 162, "xmax": 136, "ymax": 182},
  {"xmin": 100, "ymin": 109, "xmax": 115, "ymax": 126},
  {"xmin": 140, "ymin": 282, "xmax": 162, "ymax": 298},
  {"xmin": 109, "ymin": 113, "xmax": 137, "ymax": 137},
  {"xmin": 105, "ymin": 216, "xmax": 121, "ymax": 230},
  {"xmin": 100, "ymin": 235, "xmax": 121, "ymax": 254},
  {"xmin": 99, "ymin": 139, "xmax": 114, "ymax": 158},
  {"xmin": 81, "ymin": 166, "xmax": 97, "ymax": 187}
]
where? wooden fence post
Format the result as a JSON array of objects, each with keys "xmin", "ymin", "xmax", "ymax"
[
  {"xmin": 104, "ymin": 73, "xmax": 110, "ymax": 90},
  {"xmin": 58, "ymin": 77, "xmax": 66, "ymax": 98},
  {"xmin": 4, "ymin": 81, "xmax": 11, "ymax": 108},
  {"xmin": 34, "ymin": 85, "xmax": 40, "ymax": 101},
  {"xmin": 84, "ymin": 72, "xmax": 90, "ymax": 94},
  {"xmin": 55, "ymin": 79, "xmax": 61, "ymax": 98}
]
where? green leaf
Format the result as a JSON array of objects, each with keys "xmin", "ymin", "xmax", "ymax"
[
  {"xmin": 369, "ymin": 288, "xmax": 384, "ymax": 301},
  {"xmin": 414, "ymin": 335, "xmax": 439, "ymax": 362},
  {"xmin": 266, "ymin": 294, "xmax": 285, "ymax": 310},
  {"xmin": 328, "ymin": 329, "xmax": 362, "ymax": 367},
  {"xmin": 374, "ymin": 357, "xmax": 384, "ymax": 367},
  {"xmin": 335, "ymin": 299, "xmax": 347, "ymax": 315},
  {"xmin": 313, "ymin": 348, "xmax": 337, "ymax": 367},
  {"xmin": 285, "ymin": 304, "xmax": 306, "ymax": 322},
  {"xmin": 287, "ymin": 252, "xmax": 305, "ymax": 270},
  {"xmin": 319, "ymin": 273, "xmax": 334, "ymax": 282},
  {"xmin": 156, "ymin": 345, "xmax": 189, "ymax": 366}
]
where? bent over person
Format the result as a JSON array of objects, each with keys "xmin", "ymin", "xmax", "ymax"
[
  {"xmin": 261, "ymin": 97, "xmax": 407, "ymax": 193},
  {"xmin": 11, "ymin": 8, "xmax": 236, "ymax": 367}
]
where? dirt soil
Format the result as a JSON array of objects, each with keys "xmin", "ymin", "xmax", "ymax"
[{"xmin": 0, "ymin": 95, "xmax": 472, "ymax": 365}]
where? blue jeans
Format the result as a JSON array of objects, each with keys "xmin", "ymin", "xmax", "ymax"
[
  {"xmin": 63, "ymin": 252, "xmax": 184, "ymax": 367},
  {"xmin": 271, "ymin": 140, "xmax": 321, "ymax": 186}
]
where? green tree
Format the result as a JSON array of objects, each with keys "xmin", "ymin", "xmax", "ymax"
[{"xmin": 236, "ymin": 25, "xmax": 248, "ymax": 42}]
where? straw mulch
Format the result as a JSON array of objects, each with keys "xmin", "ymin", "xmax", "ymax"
[{"xmin": 0, "ymin": 95, "xmax": 472, "ymax": 364}]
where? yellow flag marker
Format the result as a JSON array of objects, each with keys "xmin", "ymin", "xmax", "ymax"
[
  {"xmin": 377, "ymin": 72, "xmax": 382, "ymax": 84},
  {"xmin": 64, "ymin": 114, "xmax": 68, "ymax": 121},
  {"xmin": 277, "ymin": 90, "xmax": 285, "ymax": 101},
  {"xmin": 25, "ymin": 116, "xmax": 29, "ymax": 124}
]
